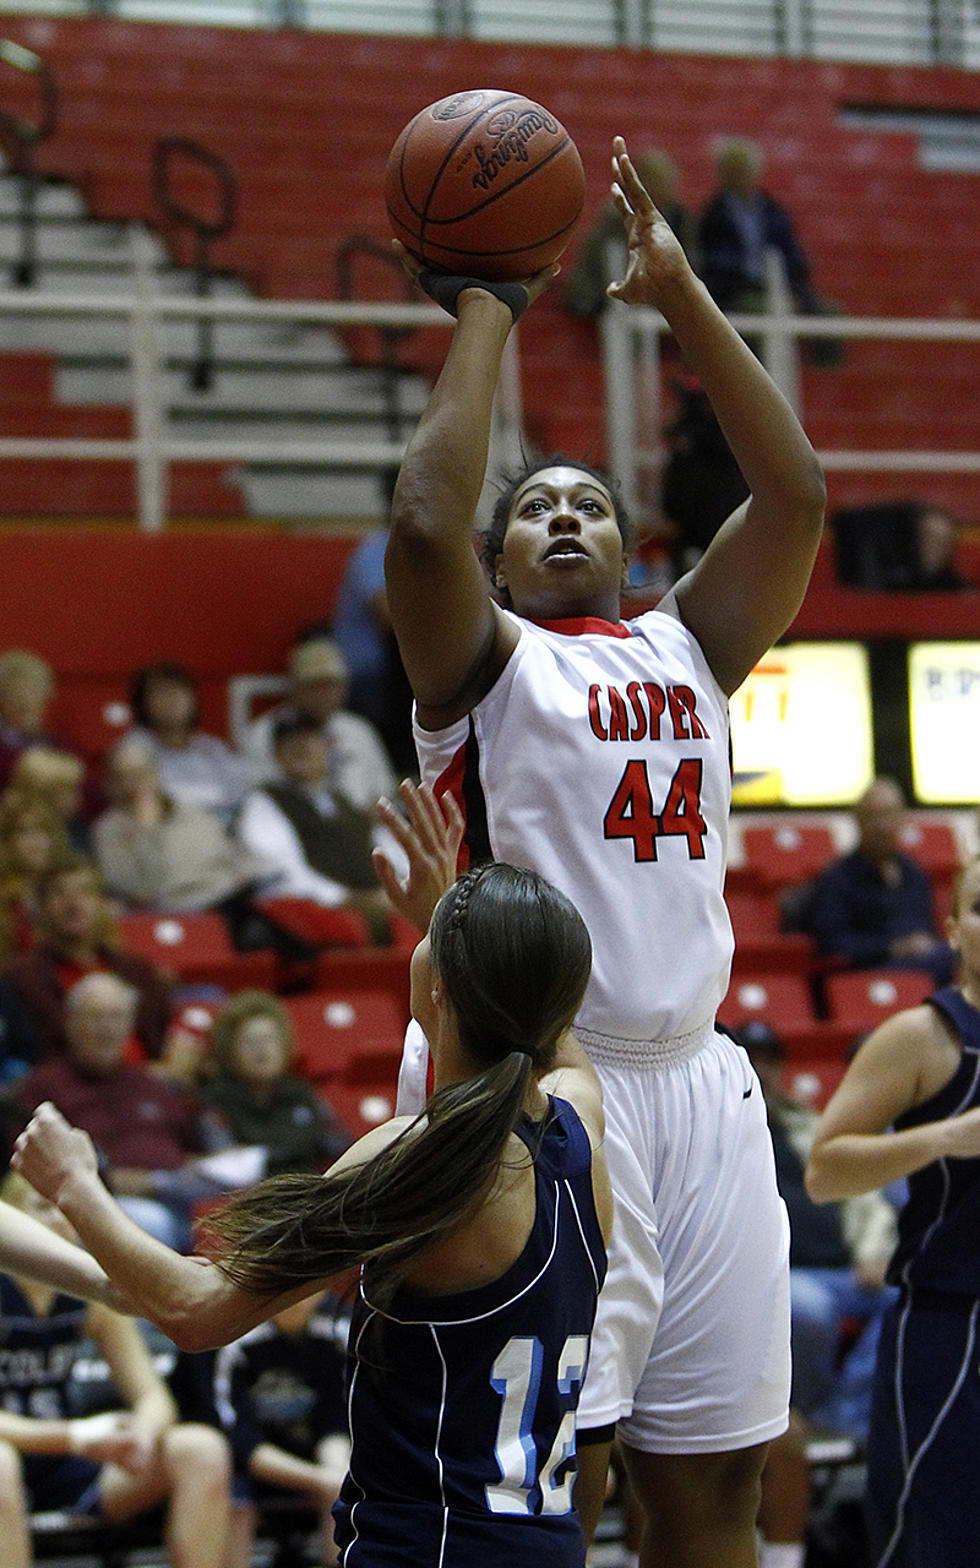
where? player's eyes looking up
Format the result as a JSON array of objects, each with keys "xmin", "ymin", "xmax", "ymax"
[{"xmin": 515, "ymin": 490, "xmax": 613, "ymax": 520}]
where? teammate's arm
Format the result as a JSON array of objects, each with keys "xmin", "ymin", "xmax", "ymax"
[{"xmin": 805, "ymin": 1008, "xmax": 980, "ymax": 1201}]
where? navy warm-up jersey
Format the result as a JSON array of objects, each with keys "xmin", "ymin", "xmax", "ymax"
[
  {"xmin": 0, "ymin": 1274, "xmax": 88, "ymax": 1420},
  {"xmin": 333, "ymin": 1096, "xmax": 607, "ymax": 1568}
]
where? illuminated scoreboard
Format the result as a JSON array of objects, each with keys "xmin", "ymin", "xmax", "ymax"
[
  {"xmin": 908, "ymin": 642, "xmax": 980, "ymax": 804},
  {"xmin": 730, "ymin": 642, "xmax": 875, "ymax": 807}
]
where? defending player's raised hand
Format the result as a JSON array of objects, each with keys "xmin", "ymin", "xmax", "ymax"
[
  {"xmin": 606, "ymin": 135, "xmax": 692, "ymax": 307},
  {"xmin": 372, "ymin": 779, "xmax": 464, "ymax": 933}
]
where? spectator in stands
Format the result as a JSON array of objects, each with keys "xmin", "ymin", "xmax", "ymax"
[
  {"xmin": 658, "ymin": 372, "xmax": 750, "ymax": 576},
  {"xmin": 0, "ymin": 978, "xmax": 42, "ymax": 1085},
  {"xmin": 212, "ymin": 1289, "xmax": 351, "ymax": 1568},
  {"xmin": 736, "ymin": 1019, "xmax": 897, "ymax": 1442},
  {"xmin": 237, "ymin": 714, "xmax": 396, "ymax": 945},
  {"xmin": 0, "ymin": 651, "xmax": 90, "ymax": 800},
  {"xmin": 564, "ymin": 147, "xmax": 698, "ymax": 319},
  {"xmin": 237, "ymin": 635, "xmax": 396, "ymax": 810},
  {"xmin": 0, "ymin": 651, "xmax": 56, "ymax": 793},
  {"xmin": 698, "ymin": 137, "xmax": 842, "ymax": 365},
  {"xmin": 2, "ymin": 854, "xmax": 173, "ymax": 1063},
  {"xmin": 8, "ymin": 973, "xmax": 233, "ymax": 1250},
  {"xmin": 329, "ymin": 530, "xmax": 417, "ymax": 776},
  {"xmin": 198, "ymin": 990, "xmax": 349, "ymax": 1177},
  {"xmin": 128, "ymin": 662, "xmax": 252, "ymax": 826},
  {"xmin": 832, "ymin": 498, "xmax": 977, "ymax": 592},
  {"xmin": 93, "ymin": 736, "xmax": 267, "ymax": 941},
  {"xmin": 0, "ymin": 792, "xmax": 68, "ymax": 966},
  {"xmin": 908, "ymin": 503, "xmax": 976, "ymax": 592},
  {"xmin": 0, "ymin": 1168, "xmax": 231, "ymax": 1568},
  {"xmin": 9, "ymin": 747, "xmax": 92, "ymax": 855},
  {"xmin": 805, "ymin": 777, "xmax": 956, "ymax": 987}
]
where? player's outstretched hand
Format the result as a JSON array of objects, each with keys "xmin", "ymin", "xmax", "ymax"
[
  {"xmin": 12, "ymin": 1100, "xmax": 98, "ymax": 1208},
  {"xmin": 372, "ymin": 779, "xmax": 464, "ymax": 934},
  {"xmin": 606, "ymin": 135, "xmax": 692, "ymax": 308}
]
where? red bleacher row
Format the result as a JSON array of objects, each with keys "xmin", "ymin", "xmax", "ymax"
[
  {"xmin": 0, "ymin": 19, "xmax": 975, "ymax": 519},
  {"xmin": 720, "ymin": 817, "xmax": 965, "ymax": 1110},
  {"xmin": 123, "ymin": 811, "xmax": 965, "ymax": 1141}
]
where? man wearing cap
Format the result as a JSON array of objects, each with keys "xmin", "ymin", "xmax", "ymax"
[{"xmin": 238, "ymin": 636, "xmax": 397, "ymax": 811}]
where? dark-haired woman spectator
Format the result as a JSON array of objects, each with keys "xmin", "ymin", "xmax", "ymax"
[
  {"xmin": 129, "ymin": 662, "xmax": 251, "ymax": 826},
  {"xmin": 0, "ymin": 791, "xmax": 68, "ymax": 965}
]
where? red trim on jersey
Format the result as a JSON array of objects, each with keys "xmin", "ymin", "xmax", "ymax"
[
  {"xmin": 527, "ymin": 615, "xmax": 634, "ymax": 639},
  {"xmin": 432, "ymin": 745, "xmax": 472, "ymax": 872}
]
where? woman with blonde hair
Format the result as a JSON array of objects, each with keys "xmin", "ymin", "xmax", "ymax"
[
  {"xmin": 9, "ymin": 747, "xmax": 91, "ymax": 854},
  {"xmin": 0, "ymin": 791, "xmax": 68, "ymax": 965}
]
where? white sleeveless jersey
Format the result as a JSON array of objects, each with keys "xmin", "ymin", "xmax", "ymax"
[{"xmin": 414, "ymin": 608, "xmax": 734, "ymax": 1045}]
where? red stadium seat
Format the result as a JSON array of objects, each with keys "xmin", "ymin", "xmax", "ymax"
[
  {"xmin": 823, "ymin": 968, "xmax": 935, "ymax": 1039},
  {"xmin": 740, "ymin": 822, "xmax": 838, "ymax": 893},
  {"xmin": 314, "ymin": 947, "xmax": 412, "ymax": 1015},
  {"xmin": 726, "ymin": 889, "xmax": 815, "ymax": 974},
  {"xmin": 897, "ymin": 818, "xmax": 962, "ymax": 882},
  {"xmin": 256, "ymin": 897, "xmax": 372, "ymax": 949},
  {"xmin": 285, "ymin": 988, "xmax": 408, "ymax": 1084},
  {"xmin": 719, "ymin": 972, "xmax": 848, "ymax": 1058},
  {"xmin": 783, "ymin": 1059, "xmax": 847, "ymax": 1111},
  {"xmin": 323, "ymin": 1080, "xmax": 397, "ymax": 1141},
  {"xmin": 117, "ymin": 911, "xmax": 278, "ymax": 990}
]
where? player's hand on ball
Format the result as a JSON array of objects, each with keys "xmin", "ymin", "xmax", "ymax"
[
  {"xmin": 606, "ymin": 135, "xmax": 691, "ymax": 307},
  {"xmin": 394, "ymin": 239, "xmax": 558, "ymax": 319}
]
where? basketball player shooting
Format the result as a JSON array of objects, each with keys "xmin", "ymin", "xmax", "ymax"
[{"xmin": 386, "ymin": 135, "xmax": 826, "ymax": 1568}]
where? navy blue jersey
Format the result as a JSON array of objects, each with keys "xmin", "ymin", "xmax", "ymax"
[
  {"xmin": 0, "ymin": 1274, "xmax": 88, "ymax": 1421},
  {"xmin": 334, "ymin": 1096, "xmax": 606, "ymax": 1568},
  {"xmin": 888, "ymin": 986, "xmax": 980, "ymax": 1296}
]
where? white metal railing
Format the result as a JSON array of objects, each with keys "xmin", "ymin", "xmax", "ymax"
[
  {"xmin": 0, "ymin": 226, "xmax": 532, "ymax": 531},
  {"xmin": 0, "ymin": 226, "xmax": 975, "ymax": 532},
  {"xmin": 0, "ymin": 1, "xmax": 975, "ymax": 66},
  {"xmin": 601, "ymin": 250, "xmax": 980, "ymax": 525}
]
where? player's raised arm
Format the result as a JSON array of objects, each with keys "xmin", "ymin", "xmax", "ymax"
[
  {"xmin": 607, "ymin": 136, "xmax": 826, "ymax": 695},
  {"xmin": 384, "ymin": 255, "xmax": 556, "ymax": 728}
]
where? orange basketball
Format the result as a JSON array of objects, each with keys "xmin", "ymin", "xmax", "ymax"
[{"xmin": 384, "ymin": 89, "xmax": 585, "ymax": 281}]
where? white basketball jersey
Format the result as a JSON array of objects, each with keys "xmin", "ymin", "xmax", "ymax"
[{"xmin": 414, "ymin": 608, "xmax": 734, "ymax": 1045}]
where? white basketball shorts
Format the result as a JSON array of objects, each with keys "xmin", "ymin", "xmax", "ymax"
[{"xmin": 577, "ymin": 1022, "xmax": 791, "ymax": 1454}]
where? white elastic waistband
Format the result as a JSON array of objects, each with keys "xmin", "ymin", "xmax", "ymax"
[{"xmin": 575, "ymin": 1018, "xmax": 717, "ymax": 1069}]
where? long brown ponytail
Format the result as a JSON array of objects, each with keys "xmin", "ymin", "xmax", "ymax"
[{"xmin": 203, "ymin": 864, "xmax": 591, "ymax": 1307}]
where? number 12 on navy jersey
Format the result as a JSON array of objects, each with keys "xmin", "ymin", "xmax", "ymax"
[{"xmin": 486, "ymin": 1334, "xmax": 589, "ymax": 1516}]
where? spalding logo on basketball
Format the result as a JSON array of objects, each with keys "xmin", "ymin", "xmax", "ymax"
[{"xmin": 385, "ymin": 89, "xmax": 585, "ymax": 281}]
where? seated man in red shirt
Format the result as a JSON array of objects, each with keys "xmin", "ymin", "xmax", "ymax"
[
  {"xmin": 2, "ymin": 853, "xmax": 173, "ymax": 1062},
  {"xmin": 9, "ymin": 971, "xmax": 231, "ymax": 1250}
]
